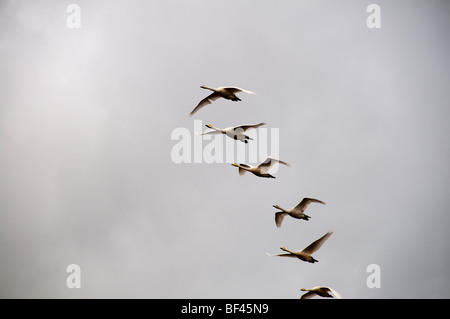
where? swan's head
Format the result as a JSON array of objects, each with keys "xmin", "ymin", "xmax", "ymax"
[
  {"xmin": 200, "ymin": 85, "xmax": 207, "ymax": 89},
  {"xmin": 300, "ymin": 288, "xmax": 307, "ymax": 291},
  {"xmin": 232, "ymin": 163, "xmax": 239, "ymax": 167},
  {"xmin": 205, "ymin": 124, "xmax": 212, "ymax": 128}
]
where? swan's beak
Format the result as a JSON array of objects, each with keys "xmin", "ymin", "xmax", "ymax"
[
  {"xmin": 232, "ymin": 163, "xmax": 238, "ymax": 167},
  {"xmin": 300, "ymin": 288, "xmax": 306, "ymax": 291},
  {"xmin": 206, "ymin": 124, "xmax": 212, "ymax": 128}
]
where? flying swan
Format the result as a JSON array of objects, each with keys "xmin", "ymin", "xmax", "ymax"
[
  {"xmin": 197, "ymin": 123, "xmax": 266, "ymax": 143},
  {"xmin": 231, "ymin": 158, "xmax": 290, "ymax": 178},
  {"xmin": 266, "ymin": 231, "xmax": 333, "ymax": 263},
  {"xmin": 189, "ymin": 85, "xmax": 256, "ymax": 116},
  {"xmin": 300, "ymin": 286, "xmax": 342, "ymax": 299},
  {"xmin": 273, "ymin": 197, "xmax": 326, "ymax": 227}
]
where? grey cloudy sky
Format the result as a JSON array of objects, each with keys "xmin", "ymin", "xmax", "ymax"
[{"xmin": 1, "ymin": 0, "xmax": 449, "ymax": 298}]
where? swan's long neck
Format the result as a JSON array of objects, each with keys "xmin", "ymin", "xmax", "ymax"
[
  {"xmin": 238, "ymin": 164, "xmax": 254, "ymax": 171},
  {"xmin": 273, "ymin": 205, "xmax": 289, "ymax": 213},
  {"xmin": 201, "ymin": 85, "xmax": 216, "ymax": 92},
  {"xmin": 300, "ymin": 288, "xmax": 312, "ymax": 292},
  {"xmin": 280, "ymin": 247, "xmax": 295, "ymax": 254},
  {"xmin": 208, "ymin": 125, "xmax": 224, "ymax": 133},
  {"xmin": 237, "ymin": 164, "xmax": 250, "ymax": 171}
]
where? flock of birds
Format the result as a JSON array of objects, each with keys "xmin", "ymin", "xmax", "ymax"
[{"xmin": 188, "ymin": 86, "xmax": 341, "ymax": 299}]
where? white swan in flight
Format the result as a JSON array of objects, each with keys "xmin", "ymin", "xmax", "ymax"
[
  {"xmin": 300, "ymin": 286, "xmax": 342, "ymax": 299},
  {"xmin": 189, "ymin": 85, "xmax": 256, "ymax": 116},
  {"xmin": 197, "ymin": 123, "xmax": 266, "ymax": 143},
  {"xmin": 232, "ymin": 158, "xmax": 290, "ymax": 178},
  {"xmin": 273, "ymin": 197, "xmax": 326, "ymax": 227},
  {"xmin": 267, "ymin": 231, "xmax": 333, "ymax": 263}
]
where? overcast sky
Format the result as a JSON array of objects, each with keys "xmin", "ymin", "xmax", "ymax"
[{"xmin": 1, "ymin": 0, "xmax": 449, "ymax": 299}]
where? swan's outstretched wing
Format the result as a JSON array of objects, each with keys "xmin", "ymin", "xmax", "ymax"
[
  {"xmin": 223, "ymin": 87, "xmax": 256, "ymax": 95},
  {"xmin": 326, "ymin": 287, "xmax": 342, "ymax": 299},
  {"xmin": 302, "ymin": 231, "xmax": 333, "ymax": 255},
  {"xmin": 257, "ymin": 158, "xmax": 290, "ymax": 174},
  {"xmin": 293, "ymin": 198, "xmax": 326, "ymax": 213},
  {"xmin": 258, "ymin": 158, "xmax": 290, "ymax": 168},
  {"xmin": 258, "ymin": 158, "xmax": 283, "ymax": 168},
  {"xmin": 275, "ymin": 212, "xmax": 288, "ymax": 228},
  {"xmin": 235, "ymin": 122, "xmax": 266, "ymax": 132},
  {"xmin": 189, "ymin": 92, "xmax": 221, "ymax": 116},
  {"xmin": 300, "ymin": 291, "xmax": 316, "ymax": 299}
]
